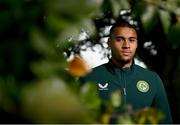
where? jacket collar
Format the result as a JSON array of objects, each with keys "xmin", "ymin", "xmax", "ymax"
[{"xmin": 106, "ymin": 59, "xmax": 135, "ymax": 74}]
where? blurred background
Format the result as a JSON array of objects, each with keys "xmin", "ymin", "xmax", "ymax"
[{"xmin": 0, "ymin": 0, "xmax": 179, "ymax": 123}]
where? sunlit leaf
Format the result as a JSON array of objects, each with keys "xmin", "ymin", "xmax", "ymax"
[
  {"xmin": 159, "ymin": 10, "xmax": 171, "ymax": 34},
  {"xmin": 79, "ymin": 82, "xmax": 102, "ymax": 121},
  {"xmin": 21, "ymin": 77, "xmax": 91, "ymax": 123},
  {"xmin": 110, "ymin": 90, "xmax": 122, "ymax": 108},
  {"xmin": 137, "ymin": 115, "xmax": 146, "ymax": 124},
  {"xmin": 141, "ymin": 5, "xmax": 159, "ymax": 33},
  {"xmin": 45, "ymin": 0, "xmax": 101, "ymax": 16},
  {"xmin": 101, "ymin": 113, "xmax": 111, "ymax": 124},
  {"xmin": 30, "ymin": 28, "xmax": 56, "ymax": 57},
  {"xmin": 80, "ymin": 82, "xmax": 101, "ymax": 110},
  {"xmin": 134, "ymin": 107, "xmax": 165, "ymax": 124},
  {"xmin": 175, "ymin": 8, "xmax": 180, "ymax": 16},
  {"xmin": 31, "ymin": 60, "xmax": 66, "ymax": 78},
  {"xmin": 110, "ymin": 0, "xmax": 130, "ymax": 18},
  {"xmin": 45, "ymin": 0, "xmax": 102, "ymax": 32},
  {"xmin": 166, "ymin": 0, "xmax": 180, "ymax": 16},
  {"xmin": 117, "ymin": 114, "xmax": 134, "ymax": 124},
  {"xmin": 81, "ymin": 19, "xmax": 96, "ymax": 37}
]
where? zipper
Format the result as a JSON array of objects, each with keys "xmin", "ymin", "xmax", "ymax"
[
  {"xmin": 123, "ymin": 87, "xmax": 126, "ymax": 95},
  {"xmin": 121, "ymin": 71, "xmax": 127, "ymax": 105},
  {"xmin": 114, "ymin": 68, "xmax": 127, "ymax": 106},
  {"xmin": 122, "ymin": 72, "xmax": 127, "ymax": 106}
]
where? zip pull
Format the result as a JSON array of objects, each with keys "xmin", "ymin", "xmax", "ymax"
[{"xmin": 123, "ymin": 88, "xmax": 126, "ymax": 95}]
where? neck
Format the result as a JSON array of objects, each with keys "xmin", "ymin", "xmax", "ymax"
[{"xmin": 111, "ymin": 58, "xmax": 133, "ymax": 68}]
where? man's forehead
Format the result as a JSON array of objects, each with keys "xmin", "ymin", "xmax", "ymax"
[
  {"xmin": 112, "ymin": 27, "xmax": 137, "ymax": 37},
  {"xmin": 113, "ymin": 26, "xmax": 136, "ymax": 32}
]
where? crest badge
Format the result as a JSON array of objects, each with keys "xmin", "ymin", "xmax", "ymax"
[{"xmin": 136, "ymin": 80, "xmax": 149, "ymax": 93}]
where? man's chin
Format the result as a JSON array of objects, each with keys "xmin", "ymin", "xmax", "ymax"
[
  {"xmin": 119, "ymin": 56, "xmax": 134, "ymax": 63},
  {"xmin": 121, "ymin": 59, "xmax": 131, "ymax": 64},
  {"xmin": 112, "ymin": 56, "xmax": 133, "ymax": 64}
]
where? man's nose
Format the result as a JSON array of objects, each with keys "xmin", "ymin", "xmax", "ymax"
[{"xmin": 122, "ymin": 39, "xmax": 130, "ymax": 48}]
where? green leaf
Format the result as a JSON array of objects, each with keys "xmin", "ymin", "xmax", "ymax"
[
  {"xmin": 79, "ymin": 82, "xmax": 102, "ymax": 121},
  {"xmin": 159, "ymin": 10, "xmax": 171, "ymax": 34},
  {"xmin": 168, "ymin": 22, "xmax": 180, "ymax": 48},
  {"xmin": 80, "ymin": 82, "xmax": 101, "ymax": 110},
  {"xmin": 30, "ymin": 28, "xmax": 56, "ymax": 57},
  {"xmin": 81, "ymin": 19, "xmax": 96, "ymax": 37},
  {"xmin": 110, "ymin": 0, "xmax": 130, "ymax": 18},
  {"xmin": 30, "ymin": 60, "xmax": 66, "ymax": 78},
  {"xmin": 21, "ymin": 77, "xmax": 91, "ymax": 123},
  {"xmin": 0, "ymin": 77, "xmax": 18, "ymax": 113},
  {"xmin": 117, "ymin": 114, "xmax": 134, "ymax": 124},
  {"xmin": 0, "ymin": 11, "xmax": 11, "ymax": 32},
  {"xmin": 131, "ymin": 1, "xmax": 146, "ymax": 18},
  {"xmin": 110, "ymin": 90, "xmax": 122, "ymax": 108},
  {"xmin": 175, "ymin": 8, "xmax": 180, "ymax": 16},
  {"xmin": 166, "ymin": 0, "xmax": 180, "ymax": 15},
  {"xmin": 141, "ymin": 5, "xmax": 159, "ymax": 33}
]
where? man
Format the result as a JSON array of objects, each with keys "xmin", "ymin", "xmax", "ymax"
[{"xmin": 79, "ymin": 19, "xmax": 172, "ymax": 123}]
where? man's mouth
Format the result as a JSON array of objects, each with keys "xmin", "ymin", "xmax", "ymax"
[{"xmin": 121, "ymin": 51, "xmax": 131, "ymax": 56}]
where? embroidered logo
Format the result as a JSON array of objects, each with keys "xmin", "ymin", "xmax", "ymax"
[
  {"xmin": 137, "ymin": 80, "xmax": 149, "ymax": 93},
  {"xmin": 98, "ymin": 83, "xmax": 108, "ymax": 90}
]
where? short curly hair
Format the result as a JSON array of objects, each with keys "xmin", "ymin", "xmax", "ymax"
[{"xmin": 109, "ymin": 18, "xmax": 138, "ymax": 38}]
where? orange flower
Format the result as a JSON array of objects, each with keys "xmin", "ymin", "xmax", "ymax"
[{"xmin": 68, "ymin": 55, "xmax": 91, "ymax": 77}]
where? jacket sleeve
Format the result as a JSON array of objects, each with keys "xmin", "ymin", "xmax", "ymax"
[{"xmin": 153, "ymin": 73, "xmax": 173, "ymax": 123}]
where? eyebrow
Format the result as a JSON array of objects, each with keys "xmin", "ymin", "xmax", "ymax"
[{"xmin": 115, "ymin": 36, "xmax": 137, "ymax": 39}]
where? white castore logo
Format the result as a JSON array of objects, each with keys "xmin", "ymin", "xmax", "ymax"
[{"xmin": 98, "ymin": 83, "xmax": 108, "ymax": 90}]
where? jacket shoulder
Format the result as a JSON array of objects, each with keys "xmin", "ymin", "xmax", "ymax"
[
  {"xmin": 79, "ymin": 63, "xmax": 108, "ymax": 84},
  {"xmin": 134, "ymin": 64, "xmax": 157, "ymax": 76}
]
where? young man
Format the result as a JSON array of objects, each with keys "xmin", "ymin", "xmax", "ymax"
[{"xmin": 79, "ymin": 19, "xmax": 172, "ymax": 123}]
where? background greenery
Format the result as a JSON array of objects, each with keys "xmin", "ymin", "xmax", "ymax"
[{"xmin": 0, "ymin": 0, "xmax": 179, "ymax": 123}]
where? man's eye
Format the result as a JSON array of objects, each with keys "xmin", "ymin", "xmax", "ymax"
[
  {"xmin": 129, "ymin": 39, "xmax": 136, "ymax": 42},
  {"xmin": 116, "ymin": 38, "xmax": 123, "ymax": 42}
]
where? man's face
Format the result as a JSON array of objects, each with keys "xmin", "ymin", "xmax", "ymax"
[{"xmin": 109, "ymin": 26, "xmax": 138, "ymax": 63}]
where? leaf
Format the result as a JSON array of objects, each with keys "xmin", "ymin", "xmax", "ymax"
[
  {"xmin": 168, "ymin": 22, "xmax": 180, "ymax": 48},
  {"xmin": 0, "ymin": 11, "xmax": 11, "ymax": 32},
  {"xmin": 80, "ymin": 82, "xmax": 101, "ymax": 110},
  {"xmin": 0, "ymin": 77, "xmax": 18, "ymax": 113},
  {"xmin": 31, "ymin": 60, "xmax": 66, "ymax": 78},
  {"xmin": 30, "ymin": 28, "xmax": 56, "ymax": 57},
  {"xmin": 21, "ymin": 77, "xmax": 91, "ymax": 123},
  {"xmin": 131, "ymin": 1, "xmax": 146, "ymax": 18},
  {"xmin": 159, "ymin": 10, "xmax": 171, "ymax": 34},
  {"xmin": 110, "ymin": 90, "xmax": 122, "ymax": 108},
  {"xmin": 81, "ymin": 19, "xmax": 96, "ymax": 37},
  {"xmin": 101, "ymin": 113, "xmax": 111, "ymax": 124},
  {"xmin": 117, "ymin": 114, "xmax": 134, "ymax": 124},
  {"xmin": 45, "ymin": 0, "xmax": 102, "ymax": 30},
  {"xmin": 141, "ymin": 5, "xmax": 159, "ymax": 33},
  {"xmin": 110, "ymin": 0, "xmax": 130, "ymax": 18},
  {"xmin": 79, "ymin": 81, "xmax": 102, "ymax": 121},
  {"xmin": 175, "ymin": 8, "xmax": 180, "ymax": 16},
  {"xmin": 134, "ymin": 107, "xmax": 165, "ymax": 124},
  {"xmin": 166, "ymin": 0, "xmax": 180, "ymax": 15}
]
